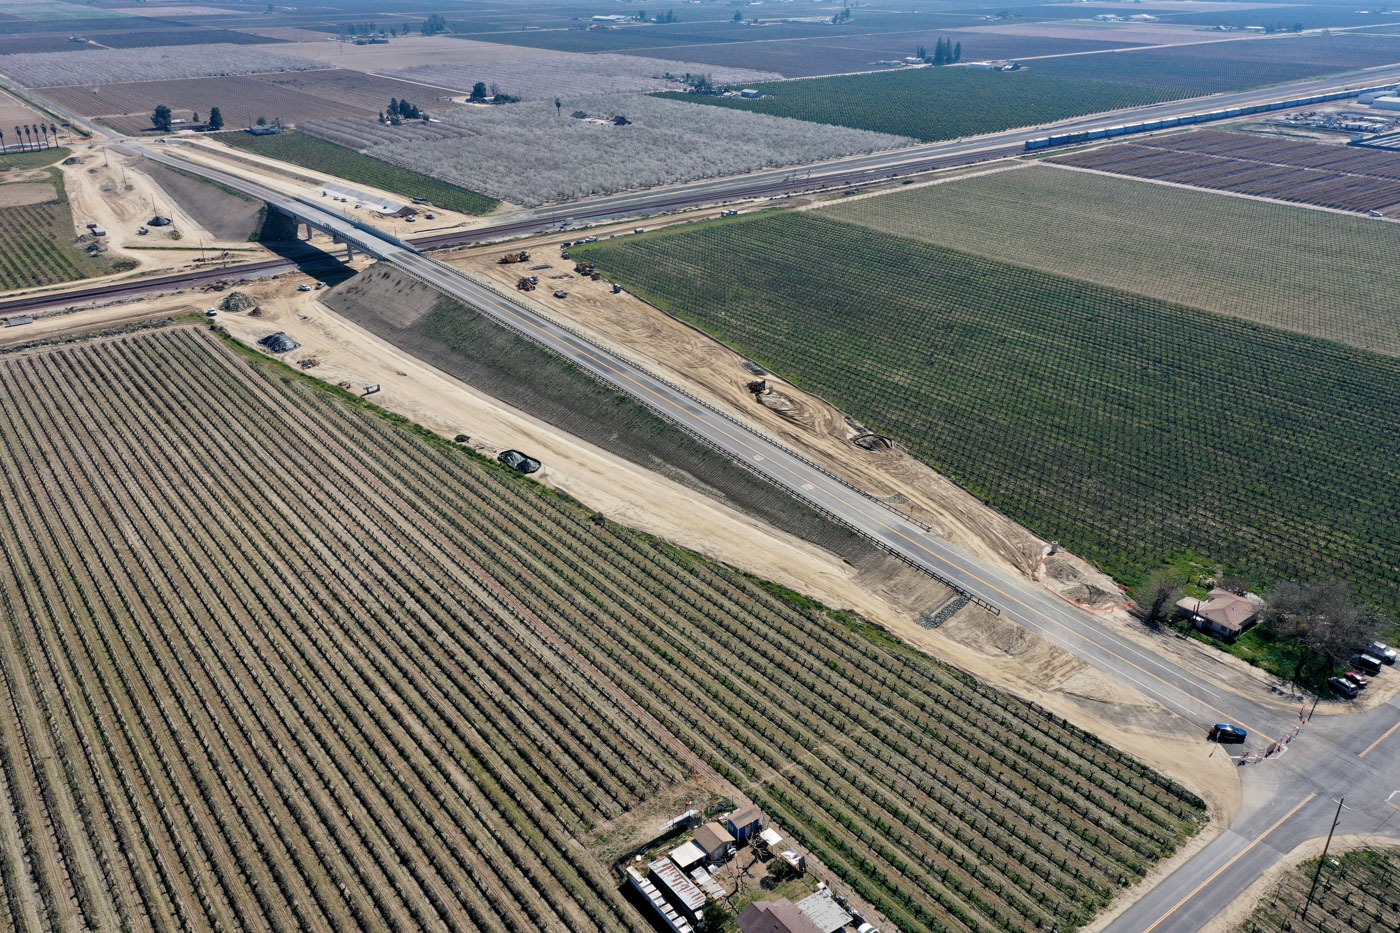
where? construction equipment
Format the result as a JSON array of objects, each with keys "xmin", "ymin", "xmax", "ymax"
[
  {"xmin": 498, "ymin": 250, "xmax": 531, "ymax": 264},
  {"xmin": 516, "ymin": 276, "xmax": 537, "ymax": 291},
  {"xmin": 573, "ymin": 261, "xmax": 596, "ymax": 276}
]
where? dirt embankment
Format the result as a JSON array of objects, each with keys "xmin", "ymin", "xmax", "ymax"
[
  {"xmin": 445, "ymin": 237, "xmax": 1046, "ymax": 579},
  {"xmin": 321, "ymin": 261, "xmax": 955, "ymax": 611},
  {"xmin": 138, "ymin": 159, "xmax": 267, "ymax": 242}
]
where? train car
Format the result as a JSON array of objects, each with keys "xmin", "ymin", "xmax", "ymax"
[{"xmin": 1024, "ymin": 137, "xmax": 1051, "ymax": 150}]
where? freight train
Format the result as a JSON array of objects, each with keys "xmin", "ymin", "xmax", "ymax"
[{"xmin": 1023, "ymin": 84, "xmax": 1396, "ymax": 151}]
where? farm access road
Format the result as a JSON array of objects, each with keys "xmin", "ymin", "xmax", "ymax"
[{"xmin": 127, "ymin": 133, "xmax": 1400, "ymax": 933}]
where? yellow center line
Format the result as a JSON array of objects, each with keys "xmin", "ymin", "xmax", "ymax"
[
  {"xmin": 1142, "ymin": 794, "xmax": 1316, "ymax": 933},
  {"xmin": 1359, "ymin": 717, "xmax": 1400, "ymax": 759},
  {"xmin": 422, "ymin": 258, "xmax": 1278, "ymax": 740}
]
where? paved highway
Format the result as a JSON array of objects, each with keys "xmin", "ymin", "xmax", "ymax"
[{"xmin": 62, "ymin": 78, "xmax": 1400, "ymax": 929}]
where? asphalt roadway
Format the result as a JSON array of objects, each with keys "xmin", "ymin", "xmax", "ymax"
[{"xmin": 92, "ymin": 85, "xmax": 1400, "ymax": 929}]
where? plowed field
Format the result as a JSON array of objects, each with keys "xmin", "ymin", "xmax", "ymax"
[{"xmin": 1052, "ymin": 130, "xmax": 1400, "ymax": 212}]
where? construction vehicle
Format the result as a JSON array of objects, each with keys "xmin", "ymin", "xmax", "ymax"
[
  {"xmin": 574, "ymin": 261, "xmax": 596, "ymax": 276},
  {"xmin": 498, "ymin": 250, "xmax": 531, "ymax": 264},
  {"xmin": 516, "ymin": 276, "xmax": 537, "ymax": 291}
]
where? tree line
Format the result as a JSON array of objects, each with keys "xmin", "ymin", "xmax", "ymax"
[
  {"xmin": 919, "ymin": 38, "xmax": 963, "ymax": 65},
  {"xmin": 151, "ymin": 105, "xmax": 224, "ymax": 132},
  {"xmin": 1, "ymin": 122, "xmax": 61, "ymax": 153}
]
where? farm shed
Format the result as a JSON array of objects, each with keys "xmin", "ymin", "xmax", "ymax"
[
  {"xmin": 648, "ymin": 858, "xmax": 707, "ymax": 925},
  {"xmin": 723, "ymin": 804, "xmax": 762, "ymax": 842},
  {"xmin": 795, "ymin": 889, "xmax": 852, "ymax": 933},
  {"xmin": 692, "ymin": 821, "xmax": 735, "ymax": 862},
  {"xmin": 1175, "ymin": 588, "xmax": 1260, "ymax": 639},
  {"xmin": 626, "ymin": 865, "xmax": 697, "ymax": 933},
  {"xmin": 670, "ymin": 840, "xmax": 707, "ymax": 871},
  {"xmin": 737, "ymin": 898, "xmax": 824, "ymax": 933}
]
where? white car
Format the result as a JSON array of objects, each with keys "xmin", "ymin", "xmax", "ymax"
[{"xmin": 297, "ymin": 283, "xmax": 312, "ymax": 292}]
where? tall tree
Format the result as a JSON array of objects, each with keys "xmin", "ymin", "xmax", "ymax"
[
  {"xmin": 952, "ymin": 41, "xmax": 961, "ymax": 62},
  {"xmin": 208, "ymin": 107, "xmax": 223, "ymax": 130},
  {"xmin": 49, "ymin": 122, "xmax": 58, "ymax": 144},
  {"xmin": 1138, "ymin": 570, "xmax": 1183, "ymax": 628},
  {"xmin": 1263, "ymin": 580, "xmax": 1381, "ymax": 682},
  {"xmin": 0, "ymin": 129, "xmax": 7, "ymax": 154},
  {"xmin": 151, "ymin": 105, "xmax": 173, "ymax": 133},
  {"xmin": 470, "ymin": 82, "xmax": 487, "ymax": 101},
  {"xmin": 13, "ymin": 125, "xmax": 21, "ymax": 151}
]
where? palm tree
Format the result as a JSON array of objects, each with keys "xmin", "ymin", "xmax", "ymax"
[
  {"xmin": 38, "ymin": 125, "xmax": 48, "ymax": 149},
  {"xmin": 23, "ymin": 125, "xmax": 33, "ymax": 150},
  {"xmin": 49, "ymin": 123, "xmax": 58, "ymax": 146},
  {"xmin": 13, "ymin": 126, "xmax": 22, "ymax": 151},
  {"xmin": 0, "ymin": 128, "xmax": 7, "ymax": 154}
]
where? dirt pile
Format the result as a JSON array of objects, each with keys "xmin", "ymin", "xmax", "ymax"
[
  {"xmin": 219, "ymin": 291, "xmax": 256, "ymax": 312},
  {"xmin": 1040, "ymin": 554, "xmax": 1130, "ymax": 610}
]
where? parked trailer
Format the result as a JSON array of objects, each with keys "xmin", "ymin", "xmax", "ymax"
[{"xmin": 1025, "ymin": 83, "xmax": 1400, "ymax": 150}]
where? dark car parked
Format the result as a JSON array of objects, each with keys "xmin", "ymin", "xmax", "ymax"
[{"xmin": 497, "ymin": 449, "xmax": 541, "ymax": 474}]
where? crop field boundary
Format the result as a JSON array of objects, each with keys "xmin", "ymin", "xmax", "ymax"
[
  {"xmin": 402, "ymin": 260, "xmax": 1002, "ymax": 615},
  {"xmin": 1042, "ymin": 159, "xmax": 1366, "ymax": 218}
]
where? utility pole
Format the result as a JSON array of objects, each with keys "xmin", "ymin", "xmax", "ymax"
[{"xmin": 1301, "ymin": 796, "xmax": 1345, "ymax": 923}]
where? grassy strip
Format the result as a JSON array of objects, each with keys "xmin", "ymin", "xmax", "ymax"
[
  {"xmin": 0, "ymin": 146, "xmax": 69, "ymax": 171},
  {"xmin": 574, "ymin": 211, "xmax": 1400, "ymax": 627},
  {"xmin": 654, "ymin": 68, "xmax": 1191, "ymax": 142},
  {"xmin": 217, "ymin": 130, "xmax": 499, "ymax": 215}
]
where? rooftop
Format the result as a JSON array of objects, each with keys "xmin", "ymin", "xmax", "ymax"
[
  {"xmin": 694, "ymin": 821, "xmax": 735, "ymax": 855},
  {"xmin": 1176, "ymin": 588, "xmax": 1260, "ymax": 635},
  {"xmin": 737, "ymin": 898, "xmax": 825, "ymax": 933},
  {"xmin": 648, "ymin": 858, "xmax": 707, "ymax": 914},
  {"xmin": 726, "ymin": 805, "xmax": 761, "ymax": 828}
]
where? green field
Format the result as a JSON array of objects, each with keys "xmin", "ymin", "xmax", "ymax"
[
  {"xmin": 573, "ymin": 212, "xmax": 1400, "ymax": 615},
  {"xmin": 654, "ymin": 69, "xmax": 1191, "ymax": 142},
  {"xmin": 0, "ymin": 324, "xmax": 1204, "ymax": 933},
  {"xmin": 822, "ymin": 164, "xmax": 1400, "ymax": 356},
  {"xmin": 1237, "ymin": 848, "xmax": 1400, "ymax": 933},
  {"xmin": 218, "ymin": 130, "xmax": 499, "ymax": 215},
  {"xmin": 0, "ymin": 150, "xmax": 134, "ymax": 292}
]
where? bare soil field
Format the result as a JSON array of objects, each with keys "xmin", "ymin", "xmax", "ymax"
[
  {"xmin": 951, "ymin": 21, "xmax": 1236, "ymax": 44},
  {"xmin": 41, "ymin": 74, "xmax": 377, "ymax": 132},
  {"xmin": 0, "ymin": 323, "xmax": 1208, "ymax": 933},
  {"xmin": 0, "ymin": 179, "xmax": 52, "ymax": 205},
  {"xmin": 86, "ymin": 27, "xmax": 284, "ymax": 48},
  {"xmin": 275, "ymin": 34, "xmax": 563, "ymax": 70},
  {"xmin": 0, "ymin": 35, "xmax": 97, "ymax": 54},
  {"xmin": 1052, "ymin": 129, "xmax": 1400, "ymax": 212},
  {"xmin": 254, "ymin": 67, "xmax": 461, "ymax": 112},
  {"xmin": 0, "ymin": 85, "xmax": 51, "ymax": 131}
]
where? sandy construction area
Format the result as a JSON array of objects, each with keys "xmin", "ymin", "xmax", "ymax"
[
  {"xmin": 119, "ymin": 3, "xmax": 247, "ymax": 15},
  {"xmin": 276, "ymin": 35, "xmax": 562, "ymax": 72},
  {"xmin": 57, "ymin": 142, "xmax": 269, "ymax": 274}
]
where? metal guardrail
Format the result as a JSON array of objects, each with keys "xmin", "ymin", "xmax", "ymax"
[{"xmin": 395, "ymin": 256, "xmax": 1000, "ymax": 616}]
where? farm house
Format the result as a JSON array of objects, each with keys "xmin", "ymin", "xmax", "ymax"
[{"xmin": 1175, "ymin": 588, "xmax": 1261, "ymax": 639}]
